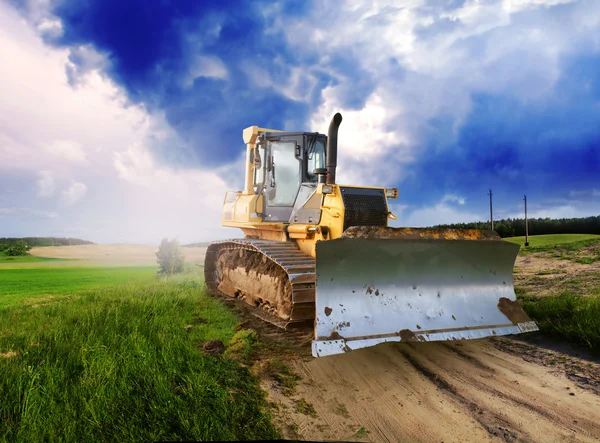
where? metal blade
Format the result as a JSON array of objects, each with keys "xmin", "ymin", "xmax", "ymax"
[{"xmin": 312, "ymin": 236, "xmax": 538, "ymax": 357}]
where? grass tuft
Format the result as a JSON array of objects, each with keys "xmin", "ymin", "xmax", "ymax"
[
  {"xmin": 293, "ymin": 398, "xmax": 317, "ymax": 417},
  {"xmin": 521, "ymin": 291, "xmax": 600, "ymax": 353},
  {"xmin": 224, "ymin": 328, "xmax": 259, "ymax": 362}
]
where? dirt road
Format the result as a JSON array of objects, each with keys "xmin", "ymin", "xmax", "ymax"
[
  {"xmin": 254, "ymin": 248, "xmax": 600, "ymax": 442},
  {"xmin": 262, "ymin": 337, "xmax": 600, "ymax": 442}
]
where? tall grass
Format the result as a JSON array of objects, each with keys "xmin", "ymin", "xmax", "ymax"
[
  {"xmin": 0, "ymin": 266, "xmax": 157, "ymax": 308},
  {"xmin": 0, "ymin": 277, "xmax": 279, "ymax": 442},
  {"xmin": 521, "ymin": 290, "xmax": 600, "ymax": 353}
]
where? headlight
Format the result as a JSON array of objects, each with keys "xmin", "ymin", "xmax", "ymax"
[
  {"xmin": 385, "ymin": 188, "xmax": 398, "ymax": 199},
  {"xmin": 322, "ymin": 185, "xmax": 334, "ymax": 194}
]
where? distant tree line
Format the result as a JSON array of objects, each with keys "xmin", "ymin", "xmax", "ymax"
[
  {"xmin": 432, "ymin": 215, "xmax": 600, "ymax": 238},
  {"xmin": 0, "ymin": 237, "xmax": 94, "ymax": 247}
]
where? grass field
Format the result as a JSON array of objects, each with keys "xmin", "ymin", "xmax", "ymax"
[
  {"xmin": 0, "ymin": 265, "xmax": 279, "ymax": 442},
  {"xmin": 513, "ymin": 234, "xmax": 600, "ymax": 353},
  {"xmin": 0, "ymin": 253, "xmax": 70, "ymax": 264},
  {"xmin": 505, "ymin": 233, "xmax": 600, "ymax": 247},
  {"xmin": 0, "ymin": 266, "xmax": 157, "ymax": 308}
]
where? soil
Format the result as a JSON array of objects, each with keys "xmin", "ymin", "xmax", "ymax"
[
  {"xmin": 25, "ymin": 244, "xmax": 207, "ymax": 266},
  {"xmin": 201, "ymin": 340, "xmax": 225, "ymax": 356},
  {"xmin": 251, "ymin": 248, "xmax": 600, "ymax": 442},
  {"xmin": 513, "ymin": 250, "xmax": 600, "ymax": 297},
  {"xmin": 260, "ymin": 338, "xmax": 600, "ymax": 443}
]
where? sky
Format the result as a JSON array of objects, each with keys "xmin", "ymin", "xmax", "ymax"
[{"xmin": 1, "ymin": 0, "xmax": 599, "ymax": 245}]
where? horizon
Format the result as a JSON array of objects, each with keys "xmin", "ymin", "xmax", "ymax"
[{"xmin": 2, "ymin": 0, "xmax": 600, "ymax": 244}]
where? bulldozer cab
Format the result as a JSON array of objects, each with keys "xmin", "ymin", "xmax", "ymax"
[{"xmin": 253, "ymin": 132, "xmax": 327, "ymax": 223}]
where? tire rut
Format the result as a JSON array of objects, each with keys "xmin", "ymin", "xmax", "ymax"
[
  {"xmin": 397, "ymin": 349, "xmax": 529, "ymax": 442},
  {"xmin": 441, "ymin": 343, "xmax": 497, "ymax": 373},
  {"xmin": 404, "ymin": 341, "xmax": 600, "ymax": 441}
]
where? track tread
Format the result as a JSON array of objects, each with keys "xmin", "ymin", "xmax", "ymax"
[{"xmin": 204, "ymin": 238, "xmax": 316, "ymax": 329}]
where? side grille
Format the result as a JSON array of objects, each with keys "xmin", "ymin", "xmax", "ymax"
[{"xmin": 339, "ymin": 187, "xmax": 388, "ymax": 231}]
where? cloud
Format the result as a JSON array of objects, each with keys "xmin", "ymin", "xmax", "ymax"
[
  {"xmin": 0, "ymin": 207, "xmax": 58, "ymax": 219},
  {"xmin": 184, "ymin": 55, "xmax": 228, "ymax": 87},
  {"xmin": 441, "ymin": 194, "xmax": 466, "ymax": 205},
  {"xmin": 36, "ymin": 170, "xmax": 55, "ymax": 198},
  {"xmin": 0, "ymin": 1, "xmax": 237, "ymax": 243},
  {"xmin": 273, "ymin": 0, "xmax": 600, "ymax": 210},
  {"xmin": 60, "ymin": 181, "xmax": 87, "ymax": 206},
  {"xmin": 569, "ymin": 188, "xmax": 600, "ymax": 198},
  {"xmin": 3, "ymin": 0, "xmax": 600, "ymax": 240},
  {"xmin": 44, "ymin": 140, "xmax": 87, "ymax": 163},
  {"xmin": 392, "ymin": 197, "xmax": 485, "ymax": 228}
]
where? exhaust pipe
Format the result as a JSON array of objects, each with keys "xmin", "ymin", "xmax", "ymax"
[{"xmin": 326, "ymin": 113, "xmax": 342, "ymax": 185}]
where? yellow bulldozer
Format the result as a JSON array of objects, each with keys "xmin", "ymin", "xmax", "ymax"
[{"xmin": 204, "ymin": 113, "xmax": 538, "ymax": 357}]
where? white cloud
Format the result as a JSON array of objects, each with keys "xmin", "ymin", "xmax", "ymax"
[
  {"xmin": 269, "ymin": 0, "xmax": 600, "ymax": 189},
  {"xmin": 569, "ymin": 189, "xmax": 600, "ymax": 198},
  {"xmin": 60, "ymin": 181, "xmax": 87, "ymax": 206},
  {"xmin": 0, "ymin": 207, "xmax": 58, "ymax": 219},
  {"xmin": 442, "ymin": 194, "xmax": 466, "ymax": 205},
  {"xmin": 0, "ymin": 1, "xmax": 236, "ymax": 243},
  {"xmin": 309, "ymin": 91, "xmax": 411, "ymax": 187},
  {"xmin": 36, "ymin": 170, "xmax": 55, "ymax": 198},
  {"xmin": 183, "ymin": 55, "xmax": 228, "ymax": 87},
  {"xmin": 502, "ymin": 0, "xmax": 578, "ymax": 14},
  {"xmin": 44, "ymin": 140, "xmax": 88, "ymax": 163},
  {"xmin": 395, "ymin": 199, "xmax": 484, "ymax": 228}
]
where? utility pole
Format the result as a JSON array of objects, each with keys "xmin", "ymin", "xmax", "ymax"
[
  {"xmin": 488, "ymin": 189, "xmax": 494, "ymax": 231},
  {"xmin": 524, "ymin": 195, "xmax": 529, "ymax": 247}
]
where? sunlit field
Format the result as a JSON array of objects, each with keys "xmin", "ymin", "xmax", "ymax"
[{"xmin": 0, "ymin": 263, "xmax": 279, "ymax": 442}]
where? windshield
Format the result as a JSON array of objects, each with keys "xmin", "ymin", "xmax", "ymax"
[{"xmin": 306, "ymin": 136, "xmax": 326, "ymax": 182}]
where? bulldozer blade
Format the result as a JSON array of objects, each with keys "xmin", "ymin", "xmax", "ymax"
[{"xmin": 312, "ymin": 232, "xmax": 538, "ymax": 357}]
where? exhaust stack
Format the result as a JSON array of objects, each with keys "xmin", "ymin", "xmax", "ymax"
[{"xmin": 326, "ymin": 113, "xmax": 342, "ymax": 185}]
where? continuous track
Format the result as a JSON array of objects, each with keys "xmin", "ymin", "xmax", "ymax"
[{"xmin": 204, "ymin": 239, "xmax": 316, "ymax": 329}]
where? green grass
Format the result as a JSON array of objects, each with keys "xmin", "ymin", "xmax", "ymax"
[
  {"xmin": 520, "ymin": 290, "xmax": 600, "ymax": 353},
  {"xmin": 504, "ymin": 233, "xmax": 600, "ymax": 248},
  {"xmin": 505, "ymin": 234, "xmax": 600, "ymax": 263},
  {"xmin": 0, "ymin": 267, "xmax": 280, "ymax": 442},
  {"xmin": 0, "ymin": 254, "xmax": 69, "ymax": 263},
  {"xmin": 0, "ymin": 266, "xmax": 157, "ymax": 308}
]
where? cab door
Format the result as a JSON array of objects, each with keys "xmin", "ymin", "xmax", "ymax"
[{"xmin": 263, "ymin": 135, "xmax": 303, "ymax": 222}]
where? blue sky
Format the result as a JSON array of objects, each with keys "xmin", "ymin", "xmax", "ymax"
[{"xmin": 1, "ymin": 0, "xmax": 599, "ymax": 244}]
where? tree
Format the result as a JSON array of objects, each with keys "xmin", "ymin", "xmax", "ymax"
[
  {"xmin": 156, "ymin": 238, "xmax": 185, "ymax": 276},
  {"xmin": 5, "ymin": 240, "xmax": 28, "ymax": 256}
]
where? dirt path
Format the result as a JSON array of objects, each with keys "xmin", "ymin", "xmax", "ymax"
[
  {"xmin": 206, "ymin": 245, "xmax": 600, "ymax": 442},
  {"xmin": 262, "ymin": 338, "xmax": 600, "ymax": 442}
]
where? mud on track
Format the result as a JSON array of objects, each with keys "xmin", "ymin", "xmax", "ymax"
[{"xmin": 264, "ymin": 338, "xmax": 600, "ymax": 442}]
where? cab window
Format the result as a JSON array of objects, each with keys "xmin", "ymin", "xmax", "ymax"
[
  {"xmin": 267, "ymin": 141, "xmax": 300, "ymax": 206},
  {"xmin": 306, "ymin": 138, "xmax": 326, "ymax": 182}
]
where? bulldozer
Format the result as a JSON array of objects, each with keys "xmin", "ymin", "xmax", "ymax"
[{"xmin": 204, "ymin": 113, "xmax": 538, "ymax": 357}]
